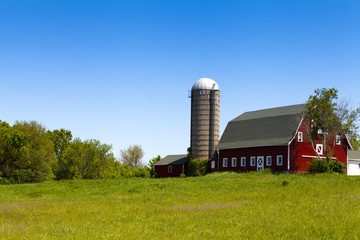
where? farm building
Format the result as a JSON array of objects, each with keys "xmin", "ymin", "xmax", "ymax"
[
  {"xmin": 348, "ymin": 150, "xmax": 360, "ymax": 175},
  {"xmin": 209, "ymin": 104, "xmax": 352, "ymax": 173},
  {"xmin": 155, "ymin": 78, "xmax": 356, "ymax": 177},
  {"xmin": 154, "ymin": 155, "xmax": 187, "ymax": 178}
]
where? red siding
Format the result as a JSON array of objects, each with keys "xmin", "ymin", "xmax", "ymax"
[
  {"xmin": 216, "ymin": 146, "xmax": 289, "ymax": 172},
  {"xmin": 213, "ymin": 119, "xmax": 350, "ymax": 174},
  {"xmin": 289, "ymin": 119, "xmax": 348, "ymax": 172},
  {"xmin": 155, "ymin": 164, "xmax": 185, "ymax": 178}
]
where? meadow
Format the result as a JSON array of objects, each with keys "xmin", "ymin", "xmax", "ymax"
[{"xmin": 1, "ymin": 171, "xmax": 360, "ymax": 239}]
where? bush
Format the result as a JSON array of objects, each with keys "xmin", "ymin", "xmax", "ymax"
[
  {"xmin": 307, "ymin": 159, "xmax": 345, "ymax": 174},
  {"xmin": 186, "ymin": 158, "xmax": 208, "ymax": 177},
  {"xmin": 134, "ymin": 167, "xmax": 151, "ymax": 178},
  {"xmin": 307, "ymin": 159, "xmax": 329, "ymax": 173},
  {"xmin": 328, "ymin": 160, "xmax": 346, "ymax": 173}
]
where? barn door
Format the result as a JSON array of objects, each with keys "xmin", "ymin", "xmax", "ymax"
[{"xmin": 257, "ymin": 156, "xmax": 264, "ymax": 171}]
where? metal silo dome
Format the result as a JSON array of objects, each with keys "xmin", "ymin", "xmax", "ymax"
[{"xmin": 191, "ymin": 78, "xmax": 220, "ymax": 91}]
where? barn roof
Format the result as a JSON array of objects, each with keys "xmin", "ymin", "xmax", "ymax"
[
  {"xmin": 348, "ymin": 150, "xmax": 360, "ymax": 161},
  {"xmin": 217, "ymin": 104, "xmax": 305, "ymax": 150},
  {"xmin": 154, "ymin": 154, "xmax": 188, "ymax": 166}
]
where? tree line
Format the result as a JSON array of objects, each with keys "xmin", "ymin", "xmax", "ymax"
[{"xmin": 0, "ymin": 120, "xmax": 160, "ymax": 184}]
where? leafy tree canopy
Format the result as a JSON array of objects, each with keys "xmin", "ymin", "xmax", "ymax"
[{"xmin": 304, "ymin": 88, "xmax": 360, "ymax": 161}]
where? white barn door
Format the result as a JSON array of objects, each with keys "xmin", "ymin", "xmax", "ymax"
[{"xmin": 257, "ymin": 156, "xmax": 264, "ymax": 171}]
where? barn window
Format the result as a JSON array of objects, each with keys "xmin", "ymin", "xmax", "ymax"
[
  {"xmin": 168, "ymin": 166, "xmax": 172, "ymax": 173},
  {"xmin": 223, "ymin": 158, "xmax": 228, "ymax": 168},
  {"xmin": 298, "ymin": 132, "xmax": 303, "ymax": 142},
  {"xmin": 277, "ymin": 155, "xmax": 283, "ymax": 166},
  {"xmin": 250, "ymin": 156, "xmax": 256, "ymax": 166},
  {"xmin": 211, "ymin": 161, "xmax": 215, "ymax": 169},
  {"xmin": 336, "ymin": 135, "xmax": 341, "ymax": 145},
  {"xmin": 231, "ymin": 157, "xmax": 237, "ymax": 167},
  {"xmin": 241, "ymin": 157, "xmax": 246, "ymax": 166},
  {"xmin": 316, "ymin": 144, "xmax": 323, "ymax": 155},
  {"xmin": 266, "ymin": 156, "xmax": 272, "ymax": 166}
]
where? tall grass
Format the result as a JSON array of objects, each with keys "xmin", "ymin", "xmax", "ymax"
[{"xmin": 1, "ymin": 172, "xmax": 360, "ymax": 239}]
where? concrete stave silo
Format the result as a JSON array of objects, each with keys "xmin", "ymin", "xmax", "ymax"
[{"xmin": 190, "ymin": 78, "xmax": 220, "ymax": 160}]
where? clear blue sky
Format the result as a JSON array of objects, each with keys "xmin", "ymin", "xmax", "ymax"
[{"xmin": 1, "ymin": 0, "xmax": 359, "ymax": 164}]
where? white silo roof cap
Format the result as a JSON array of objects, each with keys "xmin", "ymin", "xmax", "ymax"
[{"xmin": 191, "ymin": 78, "xmax": 220, "ymax": 91}]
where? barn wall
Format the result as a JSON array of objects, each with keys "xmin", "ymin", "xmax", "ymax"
[
  {"xmin": 289, "ymin": 119, "xmax": 348, "ymax": 173},
  {"xmin": 155, "ymin": 164, "xmax": 185, "ymax": 178},
  {"xmin": 216, "ymin": 146, "xmax": 289, "ymax": 172}
]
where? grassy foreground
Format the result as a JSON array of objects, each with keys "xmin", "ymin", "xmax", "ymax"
[{"xmin": 1, "ymin": 172, "xmax": 360, "ymax": 239}]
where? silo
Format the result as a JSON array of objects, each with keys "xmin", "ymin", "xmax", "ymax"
[{"xmin": 190, "ymin": 78, "xmax": 220, "ymax": 160}]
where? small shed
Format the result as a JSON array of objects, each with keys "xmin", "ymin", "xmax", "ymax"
[
  {"xmin": 154, "ymin": 154, "xmax": 187, "ymax": 178},
  {"xmin": 348, "ymin": 150, "xmax": 360, "ymax": 175}
]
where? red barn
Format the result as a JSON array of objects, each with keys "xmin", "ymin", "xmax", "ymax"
[
  {"xmin": 210, "ymin": 104, "xmax": 352, "ymax": 173},
  {"xmin": 154, "ymin": 155, "xmax": 187, "ymax": 178}
]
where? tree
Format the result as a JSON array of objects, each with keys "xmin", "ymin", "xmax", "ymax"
[
  {"xmin": 120, "ymin": 145, "xmax": 144, "ymax": 168},
  {"xmin": 8, "ymin": 121, "xmax": 55, "ymax": 183},
  {"xmin": 59, "ymin": 138, "xmax": 116, "ymax": 180},
  {"xmin": 48, "ymin": 129, "xmax": 72, "ymax": 162},
  {"xmin": 0, "ymin": 121, "xmax": 29, "ymax": 181},
  {"xmin": 149, "ymin": 155, "xmax": 161, "ymax": 178},
  {"xmin": 303, "ymin": 88, "xmax": 360, "ymax": 161}
]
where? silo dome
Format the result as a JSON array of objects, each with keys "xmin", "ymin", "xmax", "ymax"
[{"xmin": 191, "ymin": 78, "xmax": 220, "ymax": 91}]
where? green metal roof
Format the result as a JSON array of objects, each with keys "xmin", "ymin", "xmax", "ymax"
[
  {"xmin": 348, "ymin": 150, "xmax": 360, "ymax": 160},
  {"xmin": 154, "ymin": 154, "xmax": 188, "ymax": 166},
  {"xmin": 217, "ymin": 104, "xmax": 305, "ymax": 150}
]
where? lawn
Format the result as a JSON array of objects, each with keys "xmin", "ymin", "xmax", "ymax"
[{"xmin": 1, "ymin": 172, "xmax": 360, "ymax": 239}]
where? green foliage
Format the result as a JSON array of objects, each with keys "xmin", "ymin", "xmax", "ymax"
[
  {"xmin": 48, "ymin": 128, "xmax": 72, "ymax": 161},
  {"xmin": 307, "ymin": 159, "xmax": 329, "ymax": 173},
  {"xmin": 134, "ymin": 166, "xmax": 151, "ymax": 178},
  {"xmin": 307, "ymin": 158, "xmax": 345, "ymax": 174},
  {"xmin": 0, "ymin": 120, "xmax": 152, "ymax": 184},
  {"xmin": 58, "ymin": 138, "xmax": 116, "ymax": 180},
  {"xmin": 148, "ymin": 155, "xmax": 161, "ymax": 178},
  {"xmin": 350, "ymin": 136, "xmax": 359, "ymax": 150},
  {"xmin": 304, "ymin": 88, "xmax": 360, "ymax": 160},
  {"xmin": 0, "ymin": 120, "xmax": 55, "ymax": 183},
  {"xmin": 185, "ymin": 147, "xmax": 208, "ymax": 176},
  {"xmin": 328, "ymin": 160, "xmax": 346, "ymax": 173},
  {"xmin": 186, "ymin": 158, "xmax": 208, "ymax": 177}
]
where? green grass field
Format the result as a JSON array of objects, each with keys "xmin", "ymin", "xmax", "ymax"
[{"xmin": 1, "ymin": 172, "xmax": 360, "ymax": 239}]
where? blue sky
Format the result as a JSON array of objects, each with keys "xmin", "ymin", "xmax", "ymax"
[{"xmin": 1, "ymin": 0, "xmax": 359, "ymax": 164}]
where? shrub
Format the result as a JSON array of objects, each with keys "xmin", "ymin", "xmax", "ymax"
[
  {"xmin": 134, "ymin": 167, "xmax": 151, "ymax": 178},
  {"xmin": 307, "ymin": 159, "xmax": 329, "ymax": 173},
  {"xmin": 328, "ymin": 160, "xmax": 346, "ymax": 173},
  {"xmin": 307, "ymin": 159, "xmax": 345, "ymax": 174},
  {"xmin": 282, "ymin": 180, "xmax": 289, "ymax": 186},
  {"xmin": 186, "ymin": 158, "xmax": 208, "ymax": 177}
]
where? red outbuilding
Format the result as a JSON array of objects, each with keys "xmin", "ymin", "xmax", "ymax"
[
  {"xmin": 154, "ymin": 155, "xmax": 187, "ymax": 178},
  {"xmin": 209, "ymin": 104, "xmax": 352, "ymax": 173}
]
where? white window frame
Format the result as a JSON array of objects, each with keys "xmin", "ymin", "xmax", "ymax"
[
  {"xmin": 316, "ymin": 144, "xmax": 323, "ymax": 155},
  {"xmin": 223, "ymin": 158, "xmax": 228, "ymax": 168},
  {"xmin": 266, "ymin": 156, "xmax": 272, "ymax": 166},
  {"xmin": 250, "ymin": 156, "xmax": 256, "ymax": 166},
  {"xmin": 211, "ymin": 160, "xmax": 215, "ymax": 169},
  {"xmin": 231, "ymin": 157, "xmax": 237, "ymax": 167},
  {"xmin": 277, "ymin": 155, "xmax": 283, "ymax": 166},
  {"xmin": 241, "ymin": 157, "xmax": 246, "ymax": 167},
  {"xmin": 298, "ymin": 132, "xmax": 303, "ymax": 142},
  {"xmin": 168, "ymin": 165, "xmax": 172, "ymax": 173},
  {"xmin": 336, "ymin": 135, "xmax": 341, "ymax": 145}
]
